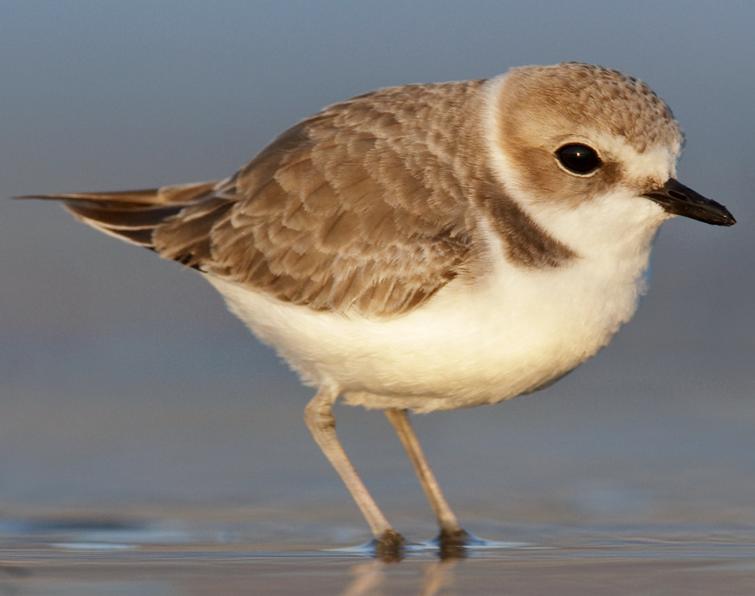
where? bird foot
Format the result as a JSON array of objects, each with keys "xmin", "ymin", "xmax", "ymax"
[
  {"xmin": 370, "ymin": 529, "xmax": 406, "ymax": 562},
  {"xmin": 436, "ymin": 528, "xmax": 473, "ymax": 559}
]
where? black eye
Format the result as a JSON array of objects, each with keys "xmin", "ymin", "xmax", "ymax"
[{"xmin": 555, "ymin": 143, "xmax": 602, "ymax": 175}]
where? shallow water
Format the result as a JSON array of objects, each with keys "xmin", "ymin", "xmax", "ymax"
[
  {"xmin": 2, "ymin": 344, "xmax": 755, "ymax": 593},
  {"xmin": 1, "ymin": 510, "xmax": 754, "ymax": 595}
]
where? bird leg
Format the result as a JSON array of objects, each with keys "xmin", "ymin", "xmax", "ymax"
[
  {"xmin": 304, "ymin": 389, "xmax": 404, "ymax": 559},
  {"xmin": 384, "ymin": 408, "xmax": 469, "ymax": 552}
]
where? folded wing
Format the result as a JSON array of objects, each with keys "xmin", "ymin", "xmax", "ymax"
[{"xmin": 22, "ymin": 83, "xmax": 479, "ymax": 316}]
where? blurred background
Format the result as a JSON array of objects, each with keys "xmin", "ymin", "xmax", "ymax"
[{"xmin": 0, "ymin": 0, "xmax": 753, "ymax": 540}]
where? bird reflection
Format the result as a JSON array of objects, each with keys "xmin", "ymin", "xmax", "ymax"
[{"xmin": 340, "ymin": 556, "xmax": 461, "ymax": 595}]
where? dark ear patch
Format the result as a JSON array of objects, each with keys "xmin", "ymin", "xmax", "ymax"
[{"xmin": 597, "ymin": 160, "xmax": 622, "ymax": 187}]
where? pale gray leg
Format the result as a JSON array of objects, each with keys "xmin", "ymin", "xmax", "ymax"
[
  {"xmin": 384, "ymin": 408, "xmax": 464, "ymax": 539},
  {"xmin": 305, "ymin": 389, "xmax": 403, "ymax": 555}
]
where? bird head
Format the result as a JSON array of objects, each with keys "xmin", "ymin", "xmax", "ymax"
[{"xmin": 485, "ymin": 63, "xmax": 734, "ymax": 244}]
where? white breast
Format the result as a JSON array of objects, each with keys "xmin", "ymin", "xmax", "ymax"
[{"xmin": 208, "ymin": 194, "xmax": 661, "ymax": 413}]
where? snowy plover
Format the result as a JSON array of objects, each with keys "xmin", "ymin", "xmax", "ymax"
[{"xmin": 22, "ymin": 63, "xmax": 735, "ymax": 557}]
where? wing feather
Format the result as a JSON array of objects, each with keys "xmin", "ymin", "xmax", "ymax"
[
  {"xmin": 170, "ymin": 81, "xmax": 485, "ymax": 316},
  {"xmin": 24, "ymin": 81, "xmax": 487, "ymax": 317}
]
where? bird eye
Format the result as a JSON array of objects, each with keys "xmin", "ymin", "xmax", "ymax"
[{"xmin": 555, "ymin": 143, "xmax": 602, "ymax": 176}]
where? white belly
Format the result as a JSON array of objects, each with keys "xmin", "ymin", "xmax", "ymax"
[{"xmin": 207, "ymin": 239, "xmax": 652, "ymax": 413}]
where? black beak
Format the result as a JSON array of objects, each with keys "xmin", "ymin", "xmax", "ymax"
[{"xmin": 643, "ymin": 178, "xmax": 736, "ymax": 226}]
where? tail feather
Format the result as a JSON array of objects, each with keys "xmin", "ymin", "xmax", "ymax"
[
  {"xmin": 103, "ymin": 227, "xmax": 157, "ymax": 248},
  {"xmin": 64, "ymin": 201, "xmax": 185, "ymax": 230},
  {"xmin": 19, "ymin": 188, "xmax": 168, "ymax": 205},
  {"xmin": 17, "ymin": 181, "xmax": 223, "ymax": 250},
  {"xmin": 18, "ymin": 181, "xmax": 219, "ymax": 206}
]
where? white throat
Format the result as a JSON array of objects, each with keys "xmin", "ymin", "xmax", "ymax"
[{"xmin": 523, "ymin": 188, "xmax": 667, "ymax": 261}]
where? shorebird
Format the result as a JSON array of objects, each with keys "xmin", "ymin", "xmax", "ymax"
[{"xmin": 22, "ymin": 62, "xmax": 735, "ymax": 558}]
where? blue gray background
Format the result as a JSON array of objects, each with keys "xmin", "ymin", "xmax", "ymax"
[{"xmin": 0, "ymin": 1, "xmax": 753, "ymax": 534}]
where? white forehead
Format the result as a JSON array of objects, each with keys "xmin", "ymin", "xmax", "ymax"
[{"xmin": 587, "ymin": 129, "xmax": 679, "ymax": 182}]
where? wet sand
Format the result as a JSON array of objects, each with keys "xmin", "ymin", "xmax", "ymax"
[
  {"xmin": 1, "ymin": 509, "xmax": 754, "ymax": 595},
  {"xmin": 2, "ymin": 549, "xmax": 754, "ymax": 596}
]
